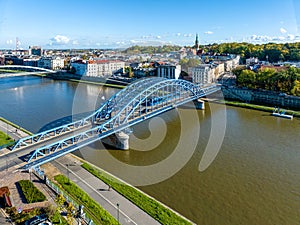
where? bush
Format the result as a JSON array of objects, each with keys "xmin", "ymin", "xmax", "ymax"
[
  {"xmin": 18, "ymin": 180, "xmax": 46, "ymax": 203},
  {"xmin": 54, "ymin": 174, "xmax": 118, "ymax": 225}
]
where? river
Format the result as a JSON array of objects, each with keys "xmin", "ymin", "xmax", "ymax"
[{"xmin": 0, "ymin": 76, "xmax": 299, "ymax": 225}]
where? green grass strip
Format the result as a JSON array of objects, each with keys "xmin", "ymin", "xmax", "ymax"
[
  {"xmin": 18, "ymin": 180, "xmax": 46, "ymax": 203},
  {"xmin": 223, "ymin": 101, "xmax": 300, "ymax": 117},
  {"xmin": 0, "ymin": 130, "xmax": 14, "ymax": 146},
  {"xmin": 81, "ymin": 162, "xmax": 192, "ymax": 225},
  {"xmin": 50, "ymin": 210, "xmax": 69, "ymax": 225},
  {"xmin": 0, "ymin": 117, "xmax": 33, "ymax": 135},
  {"xmin": 68, "ymin": 79, "xmax": 125, "ymax": 89},
  {"xmin": 54, "ymin": 174, "xmax": 118, "ymax": 225}
]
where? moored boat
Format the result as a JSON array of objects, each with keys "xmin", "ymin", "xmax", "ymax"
[{"xmin": 272, "ymin": 107, "xmax": 293, "ymax": 119}]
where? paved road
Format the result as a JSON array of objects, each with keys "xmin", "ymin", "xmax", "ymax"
[
  {"xmin": 53, "ymin": 156, "xmax": 160, "ymax": 225},
  {"xmin": 0, "ymin": 119, "xmax": 94, "ymax": 171}
]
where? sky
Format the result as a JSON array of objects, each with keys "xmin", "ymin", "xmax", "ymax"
[{"xmin": 0, "ymin": 0, "xmax": 300, "ymax": 49}]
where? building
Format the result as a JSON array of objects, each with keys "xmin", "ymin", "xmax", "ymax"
[
  {"xmin": 157, "ymin": 64, "xmax": 181, "ymax": 79},
  {"xmin": 246, "ymin": 57, "xmax": 259, "ymax": 65},
  {"xmin": 37, "ymin": 57, "xmax": 64, "ymax": 70},
  {"xmin": 29, "ymin": 46, "xmax": 42, "ymax": 56},
  {"xmin": 0, "ymin": 55, "xmax": 4, "ymax": 65},
  {"xmin": 70, "ymin": 60, "xmax": 125, "ymax": 77},
  {"xmin": 189, "ymin": 62, "xmax": 225, "ymax": 84},
  {"xmin": 70, "ymin": 60, "xmax": 86, "ymax": 75},
  {"xmin": 4, "ymin": 55, "xmax": 23, "ymax": 65},
  {"xmin": 189, "ymin": 64, "xmax": 215, "ymax": 84},
  {"xmin": 194, "ymin": 33, "xmax": 199, "ymax": 50},
  {"xmin": 23, "ymin": 58, "xmax": 39, "ymax": 67}
]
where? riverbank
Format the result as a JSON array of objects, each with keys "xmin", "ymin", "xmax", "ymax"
[
  {"xmin": 0, "ymin": 117, "xmax": 33, "ymax": 150},
  {"xmin": 45, "ymin": 72, "xmax": 127, "ymax": 89},
  {"xmin": 70, "ymin": 154, "xmax": 195, "ymax": 225},
  {"xmin": 202, "ymin": 98, "xmax": 300, "ymax": 118},
  {"xmin": 0, "ymin": 117, "xmax": 33, "ymax": 135}
]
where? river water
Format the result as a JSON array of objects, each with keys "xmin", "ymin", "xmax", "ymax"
[{"xmin": 0, "ymin": 76, "xmax": 299, "ymax": 225}]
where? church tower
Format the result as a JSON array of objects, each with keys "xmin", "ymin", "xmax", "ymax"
[{"xmin": 195, "ymin": 33, "xmax": 199, "ymax": 50}]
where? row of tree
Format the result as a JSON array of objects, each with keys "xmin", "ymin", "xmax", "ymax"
[
  {"xmin": 201, "ymin": 42, "xmax": 300, "ymax": 63},
  {"xmin": 233, "ymin": 66, "xmax": 300, "ymax": 96},
  {"xmin": 123, "ymin": 45, "xmax": 182, "ymax": 54}
]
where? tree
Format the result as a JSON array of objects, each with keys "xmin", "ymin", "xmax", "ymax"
[
  {"xmin": 124, "ymin": 66, "xmax": 134, "ymax": 77},
  {"xmin": 179, "ymin": 58, "xmax": 200, "ymax": 73},
  {"xmin": 237, "ymin": 70, "xmax": 256, "ymax": 88},
  {"xmin": 291, "ymin": 80, "xmax": 300, "ymax": 96}
]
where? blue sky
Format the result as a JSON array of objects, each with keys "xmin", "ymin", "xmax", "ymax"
[{"xmin": 0, "ymin": 0, "xmax": 299, "ymax": 49}]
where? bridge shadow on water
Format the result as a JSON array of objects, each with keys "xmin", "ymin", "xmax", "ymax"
[{"xmin": 37, "ymin": 111, "xmax": 94, "ymax": 133}]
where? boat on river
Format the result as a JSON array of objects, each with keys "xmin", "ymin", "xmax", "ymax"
[{"xmin": 272, "ymin": 107, "xmax": 293, "ymax": 119}]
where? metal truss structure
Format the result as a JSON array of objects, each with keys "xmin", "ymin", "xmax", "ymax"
[{"xmin": 15, "ymin": 77, "xmax": 220, "ymax": 169}]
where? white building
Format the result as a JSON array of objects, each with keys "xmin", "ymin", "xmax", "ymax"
[
  {"xmin": 246, "ymin": 57, "xmax": 259, "ymax": 65},
  {"xmin": 157, "ymin": 64, "xmax": 181, "ymax": 79},
  {"xmin": 189, "ymin": 64, "xmax": 216, "ymax": 84},
  {"xmin": 224, "ymin": 55, "xmax": 240, "ymax": 71},
  {"xmin": 188, "ymin": 62, "xmax": 225, "ymax": 85},
  {"xmin": 70, "ymin": 60, "xmax": 125, "ymax": 77},
  {"xmin": 37, "ymin": 57, "xmax": 64, "ymax": 70}
]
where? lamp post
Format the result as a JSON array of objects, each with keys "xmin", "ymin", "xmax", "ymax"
[
  {"xmin": 116, "ymin": 203, "xmax": 120, "ymax": 224},
  {"xmin": 67, "ymin": 164, "xmax": 70, "ymax": 184}
]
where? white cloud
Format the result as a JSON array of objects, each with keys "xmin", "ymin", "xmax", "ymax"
[
  {"xmin": 50, "ymin": 35, "xmax": 70, "ymax": 45},
  {"xmin": 280, "ymin": 28, "xmax": 287, "ymax": 34},
  {"xmin": 176, "ymin": 33, "xmax": 181, "ymax": 36},
  {"xmin": 156, "ymin": 36, "xmax": 161, "ymax": 39},
  {"xmin": 183, "ymin": 33, "xmax": 192, "ymax": 37},
  {"xmin": 287, "ymin": 34, "xmax": 295, "ymax": 40},
  {"xmin": 204, "ymin": 31, "xmax": 213, "ymax": 35},
  {"xmin": 6, "ymin": 40, "xmax": 13, "ymax": 45},
  {"xmin": 72, "ymin": 40, "xmax": 79, "ymax": 45}
]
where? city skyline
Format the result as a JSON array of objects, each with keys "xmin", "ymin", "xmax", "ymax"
[{"xmin": 0, "ymin": 0, "xmax": 300, "ymax": 49}]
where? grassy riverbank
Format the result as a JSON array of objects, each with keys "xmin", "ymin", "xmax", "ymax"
[
  {"xmin": 68, "ymin": 78, "xmax": 125, "ymax": 89},
  {"xmin": 81, "ymin": 162, "xmax": 193, "ymax": 225},
  {"xmin": 54, "ymin": 174, "xmax": 118, "ymax": 225},
  {"xmin": 0, "ymin": 130, "xmax": 14, "ymax": 146},
  {"xmin": 223, "ymin": 101, "xmax": 300, "ymax": 118},
  {"xmin": 0, "ymin": 117, "xmax": 33, "ymax": 135}
]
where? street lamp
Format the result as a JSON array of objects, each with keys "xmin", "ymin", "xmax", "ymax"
[
  {"xmin": 116, "ymin": 203, "xmax": 120, "ymax": 224},
  {"xmin": 67, "ymin": 164, "xmax": 70, "ymax": 184}
]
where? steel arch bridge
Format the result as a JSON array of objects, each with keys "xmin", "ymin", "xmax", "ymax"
[{"xmin": 11, "ymin": 77, "xmax": 220, "ymax": 169}]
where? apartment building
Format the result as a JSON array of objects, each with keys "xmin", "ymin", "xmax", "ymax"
[{"xmin": 70, "ymin": 60, "xmax": 125, "ymax": 77}]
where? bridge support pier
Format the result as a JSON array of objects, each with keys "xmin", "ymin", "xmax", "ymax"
[
  {"xmin": 102, "ymin": 131, "xmax": 130, "ymax": 150},
  {"xmin": 193, "ymin": 99, "xmax": 205, "ymax": 109},
  {"xmin": 115, "ymin": 131, "xmax": 130, "ymax": 150}
]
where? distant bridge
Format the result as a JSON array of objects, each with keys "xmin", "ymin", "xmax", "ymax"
[
  {"xmin": 0, "ymin": 65, "xmax": 56, "ymax": 77},
  {"xmin": 4, "ymin": 77, "xmax": 221, "ymax": 170}
]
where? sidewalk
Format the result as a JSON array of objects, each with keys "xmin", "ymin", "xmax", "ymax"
[
  {"xmin": 48, "ymin": 155, "xmax": 160, "ymax": 225},
  {"xmin": 0, "ymin": 118, "xmax": 29, "ymax": 156}
]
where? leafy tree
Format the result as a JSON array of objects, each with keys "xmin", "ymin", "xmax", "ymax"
[
  {"xmin": 179, "ymin": 58, "xmax": 200, "ymax": 73},
  {"xmin": 237, "ymin": 70, "xmax": 256, "ymax": 88}
]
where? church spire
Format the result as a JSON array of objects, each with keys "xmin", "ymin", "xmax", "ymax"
[{"xmin": 195, "ymin": 33, "xmax": 199, "ymax": 50}]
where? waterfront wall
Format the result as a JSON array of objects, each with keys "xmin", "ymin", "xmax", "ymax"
[{"xmin": 222, "ymin": 86, "xmax": 300, "ymax": 109}]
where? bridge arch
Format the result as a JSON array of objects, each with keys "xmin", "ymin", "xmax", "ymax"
[{"xmin": 96, "ymin": 77, "xmax": 206, "ymax": 130}]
